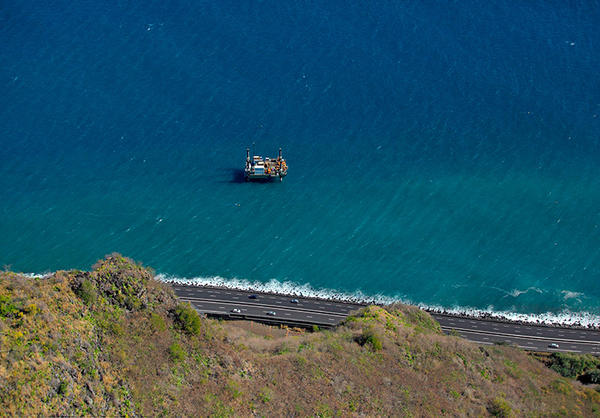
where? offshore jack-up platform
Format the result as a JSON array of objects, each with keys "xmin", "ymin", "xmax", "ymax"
[{"xmin": 245, "ymin": 148, "xmax": 288, "ymax": 182}]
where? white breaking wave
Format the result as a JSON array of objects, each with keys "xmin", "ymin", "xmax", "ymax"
[
  {"xmin": 156, "ymin": 273, "xmax": 400, "ymax": 304},
  {"xmin": 422, "ymin": 304, "xmax": 600, "ymax": 328},
  {"xmin": 157, "ymin": 273, "xmax": 600, "ymax": 328},
  {"xmin": 21, "ymin": 273, "xmax": 52, "ymax": 279}
]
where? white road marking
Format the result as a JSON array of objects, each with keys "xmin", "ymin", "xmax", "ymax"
[
  {"xmin": 441, "ymin": 326, "xmax": 600, "ymax": 345},
  {"xmin": 179, "ymin": 296, "xmax": 348, "ymax": 317}
]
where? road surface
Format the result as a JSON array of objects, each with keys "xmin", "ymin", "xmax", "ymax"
[
  {"xmin": 171, "ymin": 284, "xmax": 600, "ymax": 355},
  {"xmin": 171, "ymin": 283, "xmax": 363, "ymax": 328}
]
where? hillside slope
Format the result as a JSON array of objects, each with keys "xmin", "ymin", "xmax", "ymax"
[{"xmin": 1, "ymin": 254, "xmax": 599, "ymax": 416}]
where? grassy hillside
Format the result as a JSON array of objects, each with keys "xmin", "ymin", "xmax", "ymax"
[{"xmin": 1, "ymin": 254, "xmax": 599, "ymax": 416}]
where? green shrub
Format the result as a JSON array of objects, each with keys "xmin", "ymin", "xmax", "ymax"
[
  {"xmin": 76, "ymin": 279, "xmax": 97, "ymax": 305},
  {"xmin": 405, "ymin": 309, "xmax": 441, "ymax": 333},
  {"xmin": 0, "ymin": 294, "xmax": 21, "ymax": 318},
  {"xmin": 580, "ymin": 369, "xmax": 600, "ymax": 384},
  {"xmin": 169, "ymin": 342, "xmax": 186, "ymax": 362},
  {"xmin": 174, "ymin": 303, "xmax": 201, "ymax": 335},
  {"xmin": 90, "ymin": 253, "xmax": 162, "ymax": 311},
  {"xmin": 275, "ymin": 343, "xmax": 290, "ymax": 355},
  {"xmin": 150, "ymin": 313, "xmax": 167, "ymax": 332},
  {"xmin": 355, "ymin": 327, "xmax": 383, "ymax": 351},
  {"xmin": 488, "ymin": 397, "xmax": 513, "ymax": 417},
  {"xmin": 258, "ymin": 387, "xmax": 272, "ymax": 403},
  {"xmin": 57, "ymin": 381, "xmax": 68, "ymax": 395},
  {"xmin": 298, "ymin": 342, "xmax": 313, "ymax": 352},
  {"xmin": 226, "ymin": 380, "xmax": 242, "ymax": 399},
  {"xmin": 549, "ymin": 352, "xmax": 600, "ymax": 378}
]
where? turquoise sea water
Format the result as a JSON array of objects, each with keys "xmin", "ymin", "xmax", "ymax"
[{"xmin": 2, "ymin": 1, "xmax": 600, "ymax": 324}]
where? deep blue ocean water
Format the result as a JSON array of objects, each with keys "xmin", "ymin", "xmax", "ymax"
[{"xmin": 2, "ymin": 1, "xmax": 600, "ymax": 324}]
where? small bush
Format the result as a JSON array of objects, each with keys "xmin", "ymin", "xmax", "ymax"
[
  {"xmin": 0, "ymin": 294, "xmax": 21, "ymax": 318},
  {"xmin": 275, "ymin": 343, "xmax": 290, "ymax": 355},
  {"xmin": 405, "ymin": 308, "xmax": 441, "ymax": 333},
  {"xmin": 150, "ymin": 313, "xmax": 167, "ymax": 332},
  {"xmin": 169, "ymin": 342, "xmax": 186, "ymax": 362},
  {"xmin": 174, "ymin": 303, "xmax": 201, "ymax": 335},
  {"xmin": 488, "ymin": 397, "xmax": 513, "ymax": 417},
  {"xmin": 226, "ymin": 380, "xmax": 242, "ymax": 399},
  {"xmin": 580, "ymin": 369, "xmax": 600, "ymax": 384},
  {"xmin": 258, "ymin": 387, "xmax": 272, "ymax": 403},
  {"xmin": 57, "ymin": 381, "xmax": 68, "ymax": 395},
  {"xmin": 76, "ymin": 279, "xmax": 97, "ymax": 305},
  {"xmin": 549, "ymin": 352, "xmax": 600, "ymax": 378},
  {"xmin": 355, "ymin": 327, "xmax": 383, "ymax": 351},
  {"xmin": 90, "ymin": 253, "xmax": 162, "ymax": 311}
]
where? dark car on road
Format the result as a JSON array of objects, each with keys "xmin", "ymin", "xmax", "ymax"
[{"xmin": 248, "ymin": 294, "xmax": 258, "ymax": 299}]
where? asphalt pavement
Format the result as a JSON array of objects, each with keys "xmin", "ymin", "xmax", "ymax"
[
  {"xmin": 171, "ymin": 283, "xmax": 363, "ymax": 328},
  {"xmin": 171, "ymin": 283, "xmax": 600, "ymax": 355},
  {"xmin": 432, "ymin": 313, "xmax": 600, "ymax": 355}
]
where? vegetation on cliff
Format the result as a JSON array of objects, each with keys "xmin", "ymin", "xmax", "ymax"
[{"xmin": 1, "ymin": 254, "xmax": 599, "ymax": 416}]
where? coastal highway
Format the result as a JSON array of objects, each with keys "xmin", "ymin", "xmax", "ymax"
[
  {"xmin": 171, "ymin": 284, "xmax": 600, "ymax": 355},
  {"xmin": 171, "ymin": 284, "xmax": 363, "ymax": 328},
  {"xmin": 432, "ymin": 314, "xmax": 600, "ymax": 355}
]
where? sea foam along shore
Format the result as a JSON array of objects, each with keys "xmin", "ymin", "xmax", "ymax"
[{"xmin": 158, "ymin": 273, "xmax": 600, "ymax": 329}]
